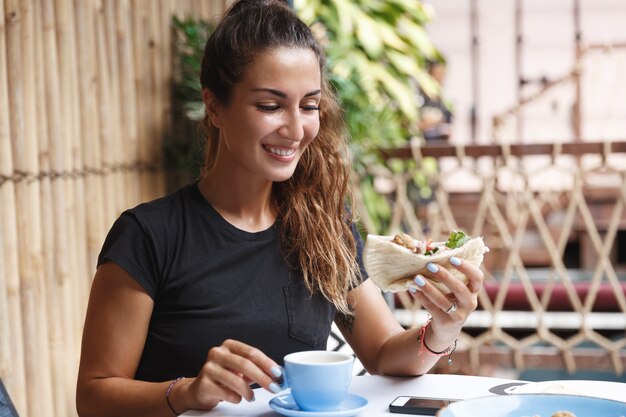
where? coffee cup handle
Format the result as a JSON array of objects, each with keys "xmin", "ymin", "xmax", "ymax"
[{"xmin": 276, "ymin": 367, "xmax": 290, "ymax": 391}]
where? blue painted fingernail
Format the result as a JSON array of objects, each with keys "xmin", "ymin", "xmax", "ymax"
[
  {"xmin": 408, "ymin": 287, "xmax": 417, "ymax": 293},
  {"xmin": 414, "ymin": 274, "xmax": 426, "ymax": 287},
  {"xmin": 427, "ymin": 263, "xmax": 439, "ymax": 273},
  {"xmin": 270, "ymin": 366, "xmax": 282, "ymax": 378},
  {"xmin": 269, "ymin": 382, "xmax": 281, "ymax": 393},
  {"xmin": 450, "ymin": 256, "xmax": 462, "ymax": 266}
]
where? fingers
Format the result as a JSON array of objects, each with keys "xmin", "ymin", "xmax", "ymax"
[
  {"xmin": 409, "ymin": 258, "xmax": 484, "ymax": 315},
  {"xmin": 410, "ymin": 288, "xmax": 448, "ymax": 318},
  {"xmin": 193, "ymin": 340, "xmax": 282, "ymax": 407},
  {"xmin": 218, "ymin": 339, "xmax": 283, "ymax": 392},
  {"xmin": 411, "ymin": 272, "xmax": 457, "ymax": 314}
]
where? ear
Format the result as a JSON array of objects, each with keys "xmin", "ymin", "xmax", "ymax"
[{"xmin": 203, "ymin": 88, "xmax": 222, "ymax": 128}]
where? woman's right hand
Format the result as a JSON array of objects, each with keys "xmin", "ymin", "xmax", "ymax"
[{"xmin": 174, "ymin": 339, "xmax": 283, "ymax": 411}]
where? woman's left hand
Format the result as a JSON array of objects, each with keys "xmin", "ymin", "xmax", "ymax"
[{"xmin": 409, "ymin": 256, "xmax": 484, "ymax": 342}]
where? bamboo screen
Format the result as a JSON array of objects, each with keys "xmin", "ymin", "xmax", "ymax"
[{"xmin": 0, "ymin": 1, "xmax": 230, "ymax": 416}]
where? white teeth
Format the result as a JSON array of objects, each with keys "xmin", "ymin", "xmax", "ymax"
[{"xmin": 265, "ymin": 146, "xmax": 296, "ymax": 157}]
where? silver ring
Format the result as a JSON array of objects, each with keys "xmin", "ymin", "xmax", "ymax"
[{"xmin": 445, "ymin": 300, "xmax": 457, "ymax": 314}]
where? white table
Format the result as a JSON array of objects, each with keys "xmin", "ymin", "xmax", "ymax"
[{"xmin": 182, "ymin": 374, "xmax": 527, "ymax": 416}]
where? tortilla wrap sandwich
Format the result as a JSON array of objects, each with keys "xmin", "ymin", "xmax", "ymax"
[{"xmin": 363, "ymin": 230, "xmax": 489, "ymax": 294}]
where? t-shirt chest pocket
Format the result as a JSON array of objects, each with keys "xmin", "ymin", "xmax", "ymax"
[{"xmin": 283, "ymin": 282, "xmax": 334, "ymax": 348}]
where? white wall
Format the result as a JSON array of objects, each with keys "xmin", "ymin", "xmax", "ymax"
[{"xmin": 424, "ymin": 0, "xmax": 626, "ymax": 144}]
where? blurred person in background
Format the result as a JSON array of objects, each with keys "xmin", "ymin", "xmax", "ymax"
[{"xmin": 419, "ymin": 59, "xmax": 454, "ymax": 142}]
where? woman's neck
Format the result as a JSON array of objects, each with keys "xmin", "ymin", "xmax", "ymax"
[{"xmin": 197, "ymin": 174, "xmax": 277, "ymax": 233}]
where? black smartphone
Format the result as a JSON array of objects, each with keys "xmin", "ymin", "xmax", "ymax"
[{"xmin": 389, "ymin": 396, "xmax": 455, "ymax": 415}]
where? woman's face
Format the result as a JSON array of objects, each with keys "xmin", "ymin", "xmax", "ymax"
[{"xmin": 208, "ymin": 47, "xmax": 322, "ymax": 183}]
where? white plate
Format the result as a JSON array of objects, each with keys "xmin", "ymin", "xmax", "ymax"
[
  {"xmin": 511, "ymin": 380, "xmax": 626, "ymax": 403},
  {"xmin": 437, "ymin": 394, "xmax": 626, "ymax": 417},
  {"xmin": 269, "ymin": 392, "xmax": 368, "ymax": 417}
]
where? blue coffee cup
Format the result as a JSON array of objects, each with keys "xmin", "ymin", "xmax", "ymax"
[{"xmin": 280, "ymin": 350, "xmax": 354, "ymax": 411}]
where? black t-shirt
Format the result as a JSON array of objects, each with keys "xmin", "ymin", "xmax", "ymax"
[{"xmin": 97, "ymin": 182, "xmax": 367, "ymax": 382}]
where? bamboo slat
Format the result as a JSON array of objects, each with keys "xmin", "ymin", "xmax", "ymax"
[
  {"xmin": 36, "ymin": 0, "xmax": 67, "ymax": 416},
  {"xmin": 150, "ymin": 0, "xmax": 166, "ymax": 199},
  {"xmin": 62, "ymin": 0, "xmax": 89, "ymax": 375},
  {"xmin": 74, "ymin": 0, "xmax": 106, "ymax": 280},
  {"xmin": 64, "ymin": 2, "xmax": 88, "ymax": 367},
  {"xmin": 160, "ymin": 0, "xmax": 172, "ymax": 146},
  {"xmin": 52, "ymin": 0, "xmax": 86, "ymax": 413},
  {"xmin": 117, "ymin": 0, "xmax": 140, "ymax": 207},
  {"xmin": 200, "ymin": 0, "xmax": 211, "ymax": 19},
  {"xmin": 133, "ymin": 0, "xmax": 153, "ymax": 201},
  {"xmin": 104, "ymin": 0, "xmax": 126, "ymax": 215},
  {"xmin": 95, "ymin": 0, "xmax": 118, "ymax": 225},
  {"xmin": 73, "ymin": 7, "xmax": 103, "ymax": 386},
  {"xmin": 177, "ymin": 0, "xmax": 192, "ymax": 18},
  {"xmin": 0, "ymin": 1, "xmax": 28, "ymax": 414},
  {"xmin": 191, "ymin": 0, "xmax": 202, "ymax": 19}
]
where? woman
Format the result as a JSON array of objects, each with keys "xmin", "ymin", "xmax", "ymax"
[{"xmin": 76, "ymin": 1, "xmax": 484, "ymax": 416}]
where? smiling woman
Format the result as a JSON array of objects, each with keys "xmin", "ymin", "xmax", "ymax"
[{"xmin": 76, "ymin": 1, "xmax": 485, "ymax": 416}]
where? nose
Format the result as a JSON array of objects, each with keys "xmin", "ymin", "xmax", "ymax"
[{"xmin": 277, "ymin": 109, "xmax": 304, "ymax": 142}]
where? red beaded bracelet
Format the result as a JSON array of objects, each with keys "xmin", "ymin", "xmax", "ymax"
[
  {"xmin": 417, "ymin": 320, "xmax": 457, "ymax": 365},
  {"xmin": 166, "ymin": 377, "xmax": 185, "ymax": 416}
]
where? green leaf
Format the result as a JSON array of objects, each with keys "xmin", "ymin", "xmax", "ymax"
[
  {"xmin": 368, "ymin": 65, "xmax": 418, "ymax": 121},
  {"xmin": 446, "ymin": 230, "xmax": 471, "ymax": 249},
  {"xmin": 333, "ymin": 0, "xmax": 355, "ymax": 36},
  {"xmin": 397, "ymin": 17, "xmax": 437, "ymax": 57},
  {"xmin": 376, "ymin": 22, "xmax": 408, "ymax": 52},
  {"xmin": 354, "ymin": 13, "xmax": 384, "ymax": 58},
  {"xmin": 386, "ymin": 50, "xmax": 420, "ymax": 77},
  {"xmin": 413, "ymin": 68, "xmax": 440, "ymax": 99}
]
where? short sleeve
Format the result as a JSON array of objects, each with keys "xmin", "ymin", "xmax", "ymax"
[{"xmin": 97, "ymin": 212, "xmax": 161, "ymax": 298}]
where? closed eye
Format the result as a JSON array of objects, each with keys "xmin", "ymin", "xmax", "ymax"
[
  {"xmin": 301, "ymin": 105, "xmax": 320, "ymax": 112},
  {"xmin": 256, "ymin": 104, "xmax": 280, "ymax": 112}
]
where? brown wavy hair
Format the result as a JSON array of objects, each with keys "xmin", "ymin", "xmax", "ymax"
[{"xmin": 199, "ymin": 0, "xmax": 360, "ymax": 314}]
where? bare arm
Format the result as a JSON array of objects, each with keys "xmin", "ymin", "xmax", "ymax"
[
  {"xmin": 76, "ymin": 262, "xmax": 175, "ymax": 417},
  {"xmin": 77, "ymin": 263, "xmax": 283, "ymax": 417},
  {"xmin": 335, "ymin": 258, "xmax": 483, "ymax": 376}
]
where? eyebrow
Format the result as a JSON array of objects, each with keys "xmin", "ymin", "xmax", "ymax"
[{"xmin": 251, "ymin": 88, "xmax": 321, "ymax": 98}]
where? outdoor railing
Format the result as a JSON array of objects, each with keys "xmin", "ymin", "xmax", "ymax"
[{"xmin": 353, "ymin": 139, "xmax": 626, "ymax": 376}]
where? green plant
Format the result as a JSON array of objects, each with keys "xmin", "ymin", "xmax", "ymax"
[
  {"xmin": 164, "ymin": 16, "xmax": 214, "ymax": 189},
  {"xmin": 295, "ymin": 0, "xmax": 443, "ymax": 232}
]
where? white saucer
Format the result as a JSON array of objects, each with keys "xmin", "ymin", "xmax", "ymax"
[{"xmin": 269, "ymin": 393, "xmax": 368, "ymax": 417}]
